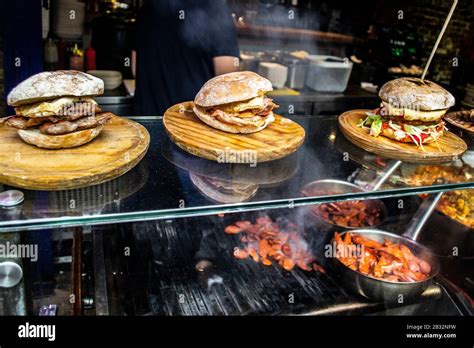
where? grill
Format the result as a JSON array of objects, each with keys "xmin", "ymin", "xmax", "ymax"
[{"xmin": 95, "ymin": 204, "xmax": 465, "ymax": 316}]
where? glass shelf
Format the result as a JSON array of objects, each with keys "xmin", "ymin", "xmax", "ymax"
[{"xmin": 0, "ymin": 115, "xmax": 472, "ymax": 233}]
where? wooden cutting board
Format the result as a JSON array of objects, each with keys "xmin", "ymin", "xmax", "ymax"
[
  {"xmin": 163, "ymin": 101, "xmax": 305, "ymax": 163},
  {"xmin": 0, "ymin": 115, "xmax": 150, "ymax": 190},
  {"xmin": 339, "ymin": 109, "xmax": 468, "ymax": 163}
]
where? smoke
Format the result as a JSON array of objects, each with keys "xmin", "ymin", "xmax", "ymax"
[
  {"xmin": 146, "ymin": 0, "xmax": 239, "ymax": 53},
  {"xmin": 232, "ymin": 1, "xmax": 349, "ymax": 57}
]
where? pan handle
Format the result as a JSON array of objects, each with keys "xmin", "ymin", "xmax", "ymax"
[
  {"xmin": 403, "ymin": 190, "xmax": 444, "ymax": 241},
  {"xmin": 366, "ymin": 160, "xmax": 402, "ymax": 191}
]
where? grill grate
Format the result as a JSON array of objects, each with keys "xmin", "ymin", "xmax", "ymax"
[
  {"xmin": 98, "ymin": 205, "xmax": 463, "ymax": 316},
  {"xmin": 134, "ymin": 216, "xmax": 344, "ymax": 315}
]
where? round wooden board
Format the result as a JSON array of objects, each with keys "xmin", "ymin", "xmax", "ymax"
[
  {"xmin": 444, "ymin": 112, "xmax": 474, "ymax": 134},
  {"xmin": 163, "ymin": 101, "xmax": 305, "ymax": 163},
  {"xmin": 0, "ymin": 115, "xmax": 150, "ymax": 190},
  {"xmin": 339, "ymin": 109, "xmax": 468, "ymax": 163}
]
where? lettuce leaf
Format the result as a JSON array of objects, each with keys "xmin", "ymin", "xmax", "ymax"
[
  {"xmin": 403, "ymin": 124, "xmax": 418, "ymax": 134},
  {"xmin": 358, "ymin": 113, "xmax": 382, "ymax": 137},
  {"xmin": 369, "ymin": 117, "xmax": 382, "ymax": 137}
]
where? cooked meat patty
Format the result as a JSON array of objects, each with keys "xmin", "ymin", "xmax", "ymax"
[
  {"xmin": 1, "ymin": 106, "xmax": 103, "ymax": 130},
  {"xmin": 39, "ymin": 112, "xmax": 112, "ymax": 135},
  {"xmin": 0, "ymin": 116, "xmax": 37, "ymax": 129}
]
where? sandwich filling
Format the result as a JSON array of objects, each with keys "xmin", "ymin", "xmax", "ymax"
[
  {"xmin": 199, "ymin": 96, "xmax": 278, "ymax": 127},
  {"xmin": 358, "ymin": 106, "xmax": 447, "ymax": 149},
  {"xmin": 14, "ymin": 97, "xmax": 99, "ymax": 117},
  {"xmin": 1, "ymin": 97, "xmax": 110, "ymax": 135}
]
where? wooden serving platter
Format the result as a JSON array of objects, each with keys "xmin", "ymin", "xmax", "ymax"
[
  {"xmin": 444, "ymin": 111, "xmax": 474, "ymax": 134},
  {"xmin": 339, "ymin": 109, "xmax": 467, "ymax": 163},
  {"xmin": 163, "ymin": 101, "xmax": 305, "ymax": 163},
  {"xmin": 0, "ymin": 115, "xmax": 150, "ymax": 190}
]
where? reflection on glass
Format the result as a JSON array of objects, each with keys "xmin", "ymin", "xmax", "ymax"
[
  {"xmin": 163, "ymin": 142, "xmax": 301, "ymax": 203},
  {"xmin": 0, "ymin": 116, "xmax": 472, "ymax": 232}
]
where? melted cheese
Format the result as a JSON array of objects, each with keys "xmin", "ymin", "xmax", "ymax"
[
  {"xmin": 238, "ymin": 111, "xmax": 257, "ymax": 118},
  {"xmin": 222, "ymin": 96, "xmax": 265, "ymax": 113},
  {"xmin": 14, "ymin": 97, "xmax": 97, "ymax": 117},
  {"xmin": 382, "ymin": 102, "xmax": 447, "ymax": 122}
]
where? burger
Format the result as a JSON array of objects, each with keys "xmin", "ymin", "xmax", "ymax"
[
  {"xmin": 358, "ymin": 77, "xmax": 455, "ymax": 148},
  {"xmin": 193, "ymin": 71, "xmax": 278, "ymax": 134},
  {"xmin": 1, "ymin": 70, "xmax": 112, "ymax": 149}
]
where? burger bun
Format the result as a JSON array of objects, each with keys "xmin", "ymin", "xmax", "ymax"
[
  {"xmin": 380, "ymin": 126, "xmax": 442, "ymax": 144},
  {"xmin": 18, "ymin": 125, "xmax": 104, "ymax": 149},
  {"xmin": 379, "ymin": 77, "xmax": 455, "ymax": 111},
  {"xmin": 194, "ymin": 71, "xmax": 273, "ymax": 107},
  {"xmin": 8, "ymin": 70, "xmax": 104, "ymax": 107}
]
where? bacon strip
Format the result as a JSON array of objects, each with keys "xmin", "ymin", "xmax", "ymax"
[
  {"xmin": 256, "ymin": 99, "xmax": 278, "ymax": 116},
  {"xmin": 208, "ymin": 97, "xmax": 278, "ymax": 126},
  {"xmin": 225, "ymin": 216, "xmax": 325, "ymax": 273},
  {"xmin": 1, "ymin": 107, "xmax": 103, "ymax": 130}
]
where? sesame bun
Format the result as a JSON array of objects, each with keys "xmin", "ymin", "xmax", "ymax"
[
  {"xmin": 8, "ymin": 71, "xmax": 104, "ymax": 107},
  {"xmin": 194, "ymin": 71, "xmax": 273, "ymax": 107},
  {"xmin": 379, "ymin": 78, "xmax": 455, "ymax": 111}
]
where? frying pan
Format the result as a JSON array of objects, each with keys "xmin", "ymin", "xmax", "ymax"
[
  {"xmin": 332, "ymin": 191, "xmax": 443, "ymax": 302},
  {"xmin": 301, "ymin": 179, "xmax": 388, "ymax": 229},
  {"xmin": 301, "ymin": 160, "xmax": 402, "ymax": 229}
]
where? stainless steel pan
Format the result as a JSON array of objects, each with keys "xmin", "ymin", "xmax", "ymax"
[
  {"xmin": 301, "ymin": 179, "xmax": 388, "ymax": 229},
  {"xmin": 301, "ymin": 160, "xmax": 402, "ymax": 229},
  {"xmin": 332, "ymin": 191, "xmax": 443, "ymax": 302}
]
